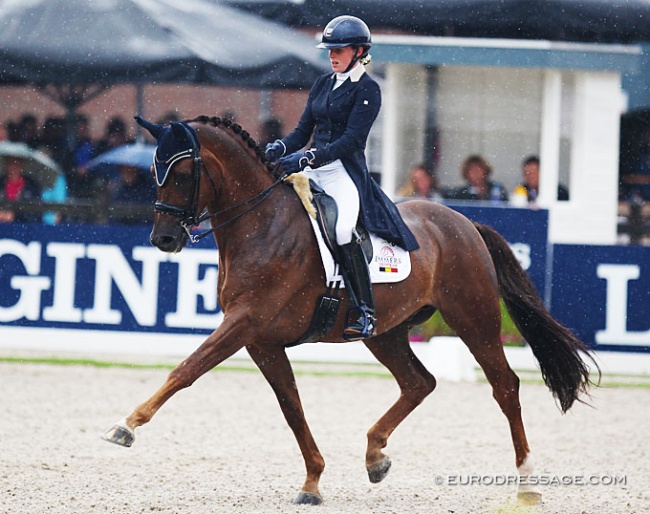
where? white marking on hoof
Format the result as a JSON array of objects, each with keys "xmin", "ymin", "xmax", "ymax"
[{"xmin": 517, "ymin": 453, "xmax": 542, "ymax": 503}]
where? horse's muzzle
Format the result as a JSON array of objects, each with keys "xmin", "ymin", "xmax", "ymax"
[{"xmin": 150, "ymin": 229, "xmax": 187, "ymax": 253}]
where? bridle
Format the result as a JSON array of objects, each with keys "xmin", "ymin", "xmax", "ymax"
[{"xmin": 153, "ymin": 126, "xmax": 285, "ymax": 243}]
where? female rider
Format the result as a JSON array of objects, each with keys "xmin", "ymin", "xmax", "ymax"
[{"xmin": 266, "ymin": 15, "xmax": 419, "ymax": 340}]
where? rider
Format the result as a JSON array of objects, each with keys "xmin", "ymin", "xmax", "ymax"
[{"xmin": 266, "ymin": 15, "xmax": 419, "ymax": 340}]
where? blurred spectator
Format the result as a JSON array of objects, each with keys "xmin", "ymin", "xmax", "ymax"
[
  {"xmin": 19, "ymin": 114, "xmax": 40, "ymax": 148},
  {"xmin": 41, "ymin": 173, "xmax": 68, "ymax": 225},
  {"xmin": 445, "ymin": 154, "xmax": 508, "ymax": 202},
  {"xmin": 109, "ymin": 164, "xmax": 155, "ymax": 225},
  {"xmin": 620, "ymin": 129, "xmax": 650, "ymax": 203},
  {"xmin": 67, "ymin": 114, "xmax": 98, "ymax": 199},
  {"xmin": 259, "ymin": 117, "xmax": 283, "ymax": 147},
  {"xmin": 5, "ymin": 120, "xmax": 22, "ymax": 142},
  {"xmin": 38, "ymin": 116, "xmax": 71, "ymax": 171},
  {"xmin": 514, "ymin": 155, "xmax": 569, "ymax": 204},
  {"xmin": 220, "ymin": 110, "xmax": 237, "ymax": 124},
  {"xmin": 398, "ymin": 162, "xmax": 442, "ymax": 201},
  {"xmin": 0, "ymin": 156, "xmax": 42, "ymax": 223},
  {"xmin": 95, "ymin": 116, "xmax": 131, "ymax": 156},
  {"xmin": 156, "ymin": 111, "xmax": 181, "ymax": 125}
]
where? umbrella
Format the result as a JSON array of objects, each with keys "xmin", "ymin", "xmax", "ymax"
[
  {"xmin": 0, "ymin": 141, "xmax": 62, "ymax": 189},
  {"xmin": 86, "ymin": 143, "xmax": 156, "ymax": 180}
]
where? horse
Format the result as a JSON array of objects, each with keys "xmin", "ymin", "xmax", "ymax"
[{"xmin": 103, "ymin": 114, "xmax": 599, "ymax": 507}]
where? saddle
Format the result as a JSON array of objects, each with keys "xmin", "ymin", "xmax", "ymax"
[
  {"xmin": 310, "ymin": 181, "xmax": 373, "ymax": 264},
  {"xmin": 287, "ymin": 179, "xmax": 372, "ymax": 345}
]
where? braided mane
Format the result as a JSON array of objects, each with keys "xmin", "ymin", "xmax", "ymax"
[{"xmin": 187, "ymin": 115, "xmax": 275, "ymax": 173}]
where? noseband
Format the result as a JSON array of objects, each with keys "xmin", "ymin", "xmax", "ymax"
[{"xmin": 153, "ymin": 126, "xmax": 285, "ymax": 243}]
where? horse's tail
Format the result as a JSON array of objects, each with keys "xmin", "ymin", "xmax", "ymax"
[{"xmin": 473, "ymin": 222, "xmax": 600, "ymax": 413}]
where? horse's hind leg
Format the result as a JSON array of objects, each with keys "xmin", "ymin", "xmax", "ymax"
[
  {"xmin": 246, "ymin": 344, "xmax": 325, "ymax": 506},
  {"xmin": 442, "ymin": 299, "xmax": 542, "ymax": 505},
  {"xmin": 363, "ymin": 323, "xmax": 437, "ymax": 484}
]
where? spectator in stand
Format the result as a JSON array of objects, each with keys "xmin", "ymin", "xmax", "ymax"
[
  {"xmin": 67, "ymin": 114, "xmax": 98, "ymax": 199},
  {"xmin": 95, "ymin": 116, "xmax": 131, "ymax": 156},
  {"xmin": 220, "ymin": 110, "xmax": 237, "ymax": 124},
  {"xmin": 109, "ymin": 164, "xmax": 155, "ymax": 225},
  {"xmin": 398, "ymin": 162, "xmax": 442, "ymax": 201},
  {"xmin": 5, "ymin": 120, "xmax": 22, "ymax": 142},
  {"xmin": 515, "ymin": 155, "xmax": 569, "ymax": 203},
  {"xmin": 156, "ymin": 111, "xmax": 181, "ymax": 125},
  {"xmin": 445, "ymin": 154, "xmax": 508, "ymax": 202},
  {"xmin": 620, "ymin": 129, "xmax": 650, "ymax": 203},
  {"xmin": 19, "ymin": 114, "xmax": 40, "ymax": 148},
  {"xmin": 259, "ymin": 117, "xmax": 283, "ymax": 147},
  {"xmin": 38, "ymin": 116, "xmax": 71, "ymax": 172},
  {"xmin": 0, "ymin": 156, "xmax": 42, "ymax": 223},
  {"xmin": 41, "ymin": 173, "xmax": 68, "ymax": 225}
]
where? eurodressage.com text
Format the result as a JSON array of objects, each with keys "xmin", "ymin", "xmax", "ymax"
[{"xmin": 433, "ymin": 474, "xmax": 627, "ymax": 486}]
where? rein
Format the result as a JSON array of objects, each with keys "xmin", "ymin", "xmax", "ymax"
[{"xmin": 154, "ymin": 149, "xmax": 286, "ymax": 243}]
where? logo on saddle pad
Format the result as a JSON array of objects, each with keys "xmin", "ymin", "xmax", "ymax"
[{"xmin": 376, "ymin": 243, "xmax": 403, "ymax": 273}]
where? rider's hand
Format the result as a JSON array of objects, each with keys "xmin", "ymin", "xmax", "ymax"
[
  {"xmin": 280, "ymin": 150, "xmax": 316, "ymax": 174},
  {"xmin": 265, "ymin": 140, "xmax": 286, "ymax": 162}
]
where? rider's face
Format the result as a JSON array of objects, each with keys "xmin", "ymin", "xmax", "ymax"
[{"xmin": 328, "ymin": 46, "xmax": 361, "ymax": 73}]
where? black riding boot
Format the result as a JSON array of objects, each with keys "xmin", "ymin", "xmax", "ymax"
[{"xmin": 338, "ymin": 241, "xmax": 376, "ymax": 340}]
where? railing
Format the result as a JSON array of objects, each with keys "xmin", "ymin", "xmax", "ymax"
[{"xmin": 0, "ymin": 199, "xmax": 154, "ymax": 225}]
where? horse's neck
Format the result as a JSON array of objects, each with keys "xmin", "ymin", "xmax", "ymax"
[{"xmin": 212, "ymin": 178, "xmax": 311, "ymax": 263}]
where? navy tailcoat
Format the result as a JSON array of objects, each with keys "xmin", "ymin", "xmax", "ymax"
[{"xmin": 281, "ymin": 71, "xmax": 419, "ymax": 251}]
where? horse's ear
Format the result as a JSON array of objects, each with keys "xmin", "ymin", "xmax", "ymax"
[
  {"xmin": 134, "ymin": 115, "xmax": 164, "ymax": 140},
  {"xmin": 170, "ymin": 121, "xmax": 190, "ymax": 142}
]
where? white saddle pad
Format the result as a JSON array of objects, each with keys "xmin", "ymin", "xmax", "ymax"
[{"xmin": 308, "ymin": 216, "xmax": 412, "ymax": 286}]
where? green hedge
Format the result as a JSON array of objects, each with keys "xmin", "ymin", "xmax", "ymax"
[{"xmin": 408, "ymin": 300, "xmax": 526, "ymax": 346}]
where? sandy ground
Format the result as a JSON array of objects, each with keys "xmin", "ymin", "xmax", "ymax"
[{"xmin": 0, "ymin": 354, "xmax": 648, "ymax": 514}]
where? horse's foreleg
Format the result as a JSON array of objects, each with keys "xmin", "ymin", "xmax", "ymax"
[
  {"xmin": 246, "ymin": 344, "xmax": 325, "ymax": 506},
  {"xmin": 363, "ymin": 324, "xmax": 437, "ymax": 484},
  {"xmin": 102, "ymin": 314, "xmax": 248, "ymax": 447}
]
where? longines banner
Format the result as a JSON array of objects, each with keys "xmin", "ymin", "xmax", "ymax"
[
  {"xmin": 0, "ymin": 223, "xmax": 221, "ymax": 335},
  {"xmin": 551, "ymin": 244, "xmax": 650, "ymax": 353}
]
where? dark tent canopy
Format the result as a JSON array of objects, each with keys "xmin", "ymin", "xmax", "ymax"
[
  {"xmin": 0, "ymin": 0, "xmax": 329, "ymax": 142},
  {"xmin": 224, "ymin": 0, "xmax": 650, "ymax": 44},
  {"xmin": 0, "ymin": 0, "xmax": 328, "ymax": 88}
]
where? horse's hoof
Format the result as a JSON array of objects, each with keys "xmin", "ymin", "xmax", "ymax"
[
  {"xmin": 517, "ymin": 491, "xmax": 542, "ymax": 506},
  {"xmin": 367, "ymin": 456, "xmax": 392, "ymax": 483},
  {"xmin": 102, "ymin": 420, "xmax": 135, "ymax": 447},
  {"xmin": 293, "ymin": 491, "xmax": 322, "ymax": 505}
]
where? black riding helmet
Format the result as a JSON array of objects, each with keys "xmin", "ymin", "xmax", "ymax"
[{"xmin": 317, "ymin": 15, "xmax": 372, "ymax": 72}]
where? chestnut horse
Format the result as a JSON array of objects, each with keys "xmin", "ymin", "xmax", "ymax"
[{"xmin": 103, "ymin": 115, "xmax": 597, "ymax": 506}]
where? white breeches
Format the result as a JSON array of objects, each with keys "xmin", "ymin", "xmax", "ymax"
[{"xmin": 303, "ymin": 159, "xmax": 360, "ymax": 245}]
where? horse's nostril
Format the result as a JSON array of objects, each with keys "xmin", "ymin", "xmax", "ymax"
[{"xmin": 151, "ymin": 234, "xmax": 178, "ymax": 251}]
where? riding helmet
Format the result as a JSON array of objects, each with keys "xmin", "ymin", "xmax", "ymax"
[{"xmin": 317, "ymin": 15, "xmax": 372, "ymax": 52}]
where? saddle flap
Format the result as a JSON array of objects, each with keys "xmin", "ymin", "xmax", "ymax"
[{"xmin": 310, "ymin": 180, "xmax": 372, "ymax": 263}]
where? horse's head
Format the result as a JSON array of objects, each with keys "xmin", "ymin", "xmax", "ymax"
[{"xmin": 136, "ymin": 116, "xmax": 204, "ymax": 253}]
